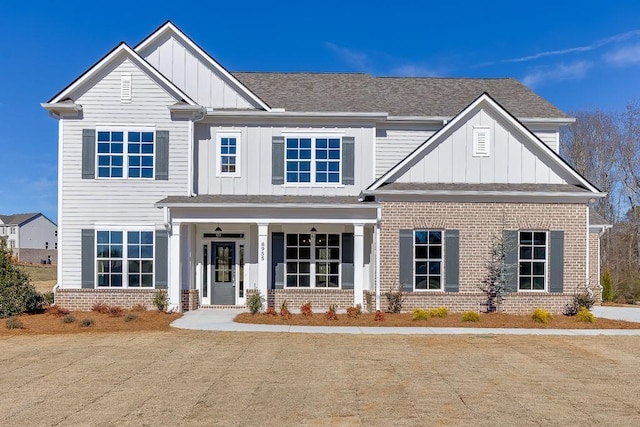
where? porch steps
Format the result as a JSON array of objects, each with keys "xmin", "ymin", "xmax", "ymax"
[{"xmin": 200, "ymin": 305, "xmax": 246, "ymax": 310}]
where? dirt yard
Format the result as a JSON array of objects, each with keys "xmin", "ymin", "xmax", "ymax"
[
  {"xmin": 1, "ymin": 330, "xmax": 640, "ymax": 426},
  {"xmin": 20, "ymin": 264, "xmax": 56, "ymax": 294}
]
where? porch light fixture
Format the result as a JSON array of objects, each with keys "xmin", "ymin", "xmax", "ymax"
[
  {"xmin": 215, "ymin": 226, "xmax": 222, "ymax": 238},
  {"xmin": 310, "ymin": 227, "xmax": 317, "ymax": 239}
]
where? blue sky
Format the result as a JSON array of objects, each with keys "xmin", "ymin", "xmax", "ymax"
[{"xmin": 2, "ymin": 0, "xmax": 640, "ymax": 223}]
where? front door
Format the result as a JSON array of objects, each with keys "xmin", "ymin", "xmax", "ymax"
[{"xmin": 212, "ymin": 242, "xmax": 236, "ymax": 305}]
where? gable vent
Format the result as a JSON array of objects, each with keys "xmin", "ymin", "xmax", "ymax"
[
  {"xmin": 473, "ymin": 126, "xmax": 490, "ymax": 157},
  {"xmin": 120, "ymin": 73, "xmax": 132, "ymax": 102}
]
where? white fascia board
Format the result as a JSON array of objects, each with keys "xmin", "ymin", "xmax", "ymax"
[
  {"xmin": 41, "ymin": 102, "xmax": 83, "ymax": 118},
  {"xmin": 155, "ymin": 202, "xmax": 380, "ymax": 209},
  {"xmin": 367, "ymin": 93, "xmax": 601, "ymax": 194},
  {"xmin": 366, "ymin": 189, "xmax": 605, "ymax": 203},
  {"xmin": 49, "ymin": 43, "xmax": 197, "ymax": 106},
  {"xmin": 206, "ymin": 109, "xmax": 388, "ymax": 120},
  {"xmin": 171, "ymin": 216, "xmax": 378, "ymax": 225},
  {"xmin": 135, "ymin": 22, "xmax": 272, "ymax": 112}
]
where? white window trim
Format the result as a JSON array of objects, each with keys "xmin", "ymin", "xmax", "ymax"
[
  {"xmin": 284, "ymin": 232, "xmax": 342, "ymax": 289},
  {"xmin": 517, "ymin": 230, "xmax": 548, "ymax": 292},
  {"xmin": 215, "ymin": 131, "xmax": 241, "ymax": 177},
  {"xmin": 283, "ymin": 135, "xmax": 344, "ymax": 186},
  {"xmin": 473, "ymin": 126, "xmax": 491, "ymax": 157},
  {"xmin": 94, "ymin": 228, "xmax": 155, "ymax": 289},
  {"xmin": 413, "ymin": 229, "xmax": 444, "ymax": 292},
  {"xmin": 95, "ymin": 126, "xmax": 156, "ymax": 180}
]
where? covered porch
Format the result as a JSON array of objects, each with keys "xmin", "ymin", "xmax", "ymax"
[{"xmin": 156, "ymin": 196, "xmax": 380, "ymax": 312}]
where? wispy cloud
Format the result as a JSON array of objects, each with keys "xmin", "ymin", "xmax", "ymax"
[
  {"xmin": 324, "ymin": 42, "xmax": 370, "ymax": 71},
  {"xmin": 605, "ymin": 43, "xmax": 640, "ymax": 66},
  {"xmin": 390, "ymin": 64, "xmax": 439, "ymax": 77},
  {"xmin": 522, "ymin": 61, "xmax": 592, "ymax": 87},
  {"xmin": 477, "ymin": 28, "xmax": 640, "ymax": 67}
]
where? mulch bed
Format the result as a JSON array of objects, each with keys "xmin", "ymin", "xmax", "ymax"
[{"xmin": 235, "ymin": 311, "xmax": 640, "ymax": 329}]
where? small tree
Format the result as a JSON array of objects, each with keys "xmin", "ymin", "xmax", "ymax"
[
  {"xmin": 0, "ymin": 241, "xmax": 45, "ymax": 318},
  {"xmin": 479, "ymin": 233, "xmax": 512, "ymax": 313},
  {"xmin": 601, "ymin": 269, "xmax": 613, "ymax": 302}
]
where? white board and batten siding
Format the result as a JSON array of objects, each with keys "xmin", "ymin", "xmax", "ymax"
[
  {"xmin": 138, "ymin": 34, "xmax": 257, "ymax": 109},
  {"xmin": 395, "ymin": 108, "xmax": 567, "ymax": 185},
  {"xmin": 195, "ymin": 123, "xmax": 375, "ymax": 197},
  {"xmin": 60, "ymin": 58, "xmax": 190, "ymax": 287}
]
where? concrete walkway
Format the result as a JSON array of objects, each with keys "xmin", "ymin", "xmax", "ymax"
[{"xmin": 171, "ymin": 306, "xmax": 640, "ymax": 335}]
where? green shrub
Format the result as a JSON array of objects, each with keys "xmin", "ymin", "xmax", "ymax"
[
  {"xmin": 412, "ymin": 308, "xmax": 430, "ymax": 320},
  {"xmin": 80, "ymin": 318, "xmax": 95, "ymax": 327},
  {"xmin": 63, "ymin": 315, "xmax": 76, "ymax": 324},
  {"xmin": 576, "ymin": 307, "xmax": 596, "ymax": 323},
  {"xmin": 124, "ymin": 313, "xmax": 138, "ymax": 322},
  {"xmin": 43, "ymin": 291, "xmax": 55, "ymax": 306},
  {"xmin": 0, "ymin": 244, "xmax": 46, "ymax": 318},
  {"xmin": 531, "ymin": 308, "xmax": 552, "ymax": 324},
  {"xmin": 246, "ymin": 291, "xmax": 264, "ymax": 314},
  {"xmin": 462, "ymin": 311, "xmax": 480, "ymax": 322},
  {"xmin": 152, "ymin": 290, "xmax": 169, "ymax": 312},
  {"xmin": 601, "ymin": 269, "xmax": 613, "ymax": 302},
  {"xmin": 6, "ymin": 316, "xmax": 24, "ymax": 329},
  {"xmin": 429, "ymin": 307, "xmax": 449, "ymax": 318}
]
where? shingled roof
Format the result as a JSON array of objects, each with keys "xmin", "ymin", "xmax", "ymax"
[
  {"xmin": 0, "ymin": 213, "xmax": 42, "ymax": 226},
  {"xmin": 232, "ymin": 72, "xmax": 568, "ymax": 118}
]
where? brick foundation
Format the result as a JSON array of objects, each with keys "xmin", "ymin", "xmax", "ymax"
[
  {"xmin": 181, "ymin": 289, "xmax": 200, "ymax": 312},
  {"xmin": 246, "ymin": 289, "xmax": 355, "ymax": 312},
  {"xmin": 54, "ymin": 288, "xmax": 158, "ymax": 311}
]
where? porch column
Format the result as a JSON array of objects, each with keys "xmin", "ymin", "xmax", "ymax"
[
  {"xmin": 353, "ymin": 223, "xmax": 364, "ymax": 307},
  {"xmin": 169, "ymin": 222, "xmax": 182, "ymax": 312},
  {"xmin": 257, "ymin": 223, "xmax": 269, "ymax": 304}
]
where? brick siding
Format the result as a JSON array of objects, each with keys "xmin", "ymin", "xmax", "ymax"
[
  {"xmin": 54, "ymin": 288, "xmax": 158, "ymax": 311},
  {"xmin": 181, "ymin": 289, "xmax": 200, "ymax": 311},
  {"xmin": 379, "ymin": 201, "xmax": 588, "ymax": 314}
]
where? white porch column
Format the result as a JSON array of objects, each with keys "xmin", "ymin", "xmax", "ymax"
[
  {"xmin": 353, "ymin": 223, "xmax": 365, "ymax": 307},
  {"xmin": 169, "ymin": 222, "xmax": 182, "ymax": 312},
  {"xmin": 257, "ymin": 223, "xmax": 269, "ymax": 303}
]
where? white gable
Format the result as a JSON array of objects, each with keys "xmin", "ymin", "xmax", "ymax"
[
  {"xmin": 395, "ymin": 107, "xmax": 567, "ymax": 185},
  {"xmin": 369, "ymin": 94, "xmax": 600, "ymax": 193},
  {"xmin": 136, "ymin": 25, "xmax": 266, "ymax": 110}
]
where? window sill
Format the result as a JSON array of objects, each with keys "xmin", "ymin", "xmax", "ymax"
[{"xmin": 281, "ymin": 184, "xmax": 345, "ymax": 188}]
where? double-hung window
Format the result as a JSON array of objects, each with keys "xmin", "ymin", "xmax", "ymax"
[
  {"xmin": 97, "ymin": 230, "xmax": 154, "ymax": 287},
  {"xmin": 216, "ymin": 132, "xmax": 241, "ymax": 176},
  {"xmin": 414, "ymin": 230, "xmax": 443, "ymax": 290},
  {"xmin": 97, "ymin": 129, "xmax": 154, "ymax": 179},
  {"xmin": 285, "ymin": 137, "xmax": 341, "ymax": 184},
  {"xmin": 285, "ymin": 233, "xmax": 341, "ymax": 288},
  {"xmin": 518, "ymin": 231, "xmax": 547, "ymax": 291}
]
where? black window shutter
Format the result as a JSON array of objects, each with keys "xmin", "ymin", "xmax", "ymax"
[
  {"xmin": 82, "ymin": 129, "xmax": 96, "ymax": 179},
  {"xmin": 549, "ymin": 231, "xmax": 564, "ymax": 293},
  {"xmin": 155, "ymin": 230, "xmax": 168, "ymax": 289},
  {"xmin": 81, "ymin": 229, "xmax": 94, "ymax": 288},
  {"xmin": 444, "ymin": 230, "xmax": 459, "ymax": 292},
  {"xmin": 342, "ymin": 136, "xmax": 355, "ymax": 185},
  {"xmin": 272, "ymin": 232, "xmax": 284, "ymax": 289},
  {"xmin": 341, "ymin": 233, "xmax": 354, "ymax": 290},
  {"xmin": 156, "ymin": 130, "xmax": 169, "ymax": 180},
  {"xmin": 399, "ymin": 229, "xmax": 413, "ymax": 292},
  {"xmin": 503, "ymin": 230, "xmax": 518, "ymax": 292},
  {"xmin": 272, "ymin": 136, "xmax": 285, "ymax": 185}
]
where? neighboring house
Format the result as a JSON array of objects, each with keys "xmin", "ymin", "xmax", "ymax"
[
  {"xmin": 0, "ymin": 213, "xmax": 58, "ymax": 263},
  {"xmin": 42, "ymin": 21, "xmax": 607, "ymax": 313}
]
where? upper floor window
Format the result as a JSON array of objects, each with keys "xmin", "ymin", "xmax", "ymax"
[
  {"xmin": 518, "ymin": 231, "xmax": 547, "ymax": 291},
  {"xmin": 216, "ymin": 132, "xmax": 241, "ymax": 176},
  {"xmin": 97, "ymin": 130, "xmax": 154, "ymax": 179},
  {"xmin": 286, "ymin": 137, "xmax": 341, "ymax": 184}
]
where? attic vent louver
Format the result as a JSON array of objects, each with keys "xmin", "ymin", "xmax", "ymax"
[
  {"xmin": 473, "ymin": 126, "xmax": 490, "ymax": 157},
  {"xmin": 121, "ymin": 73, "xmax": 132, "ymax": 102}
]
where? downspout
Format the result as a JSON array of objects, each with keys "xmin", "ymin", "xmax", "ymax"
[
  {"xmin": 585, "ymin": 205, "xmax": 592, "ymax": 298},
  {"xmin": 375, "ymin": 206, "xmax": 382, "ymax": 311},
  {"xmin": 187, "ymin": 107, "xmax": 207, "ymax": 197}
]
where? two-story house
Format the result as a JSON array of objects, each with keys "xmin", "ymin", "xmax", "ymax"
[
  {"xmin": 43, "ymin": 21, "xmax": 607, "ymax": 313},
  {"xmin": 0, "ymin": 213, "xmax": 58, "ymax": 263}
]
